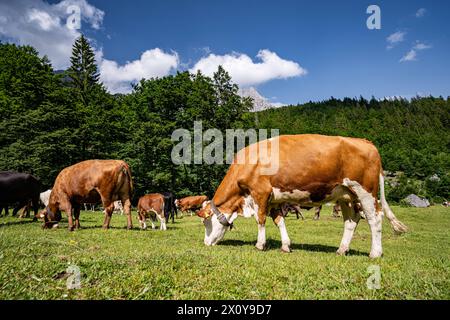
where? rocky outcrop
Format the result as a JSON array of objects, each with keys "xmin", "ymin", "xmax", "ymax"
[{"xmin": 403, "ymin": 194, "xmax": 430, "ymax": 207}]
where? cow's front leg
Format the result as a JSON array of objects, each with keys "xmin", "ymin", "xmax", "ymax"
[
  {"xmin": 63, "ymin": 203, "xmax": 74, "ymax": 231},
  {"xmin": 149, "ymin": 214, "xmax": 156, "ymax": 229},
  {"xmin": 313, "ymin": 206, "xmax": 321, "ymax": 220},
  {"xmin": 337, "ymin": 201, "xmax": 360, "ymax": 255},
  {"xmin": 253, "ymin": 192, "xmax": 271, "ymax": 251},
  {"xmin": 254, "ymin": 208, "xmax": 267, "ymax": 251},
  {"xmin": 271, "ymin": 211, "xmax": 291, "ymax": 253},
  {"xmin": 255, "ymin": 219, "xmax": 266, "ymax": 251}
]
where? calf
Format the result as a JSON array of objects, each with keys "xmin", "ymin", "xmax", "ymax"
[
  {"xmin": 39, "ymin": 159, "xmax": 134, "ymax": 231},
  {"xmin": 137, "ymin": 193, "xmax": 167, "ymax": 230}
]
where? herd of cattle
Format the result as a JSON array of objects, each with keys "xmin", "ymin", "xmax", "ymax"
[
  {"xmin": 0, "ymin": 134, "xmax": 408, "ymax": 258},
  {"xmin": 0, "ymin": 160, "xmax": 210, "ymax": 230}
]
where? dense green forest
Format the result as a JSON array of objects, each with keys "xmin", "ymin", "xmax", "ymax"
[{"xmin": 0, "ymin": 38, "xmax": 448, "ymax": 204}]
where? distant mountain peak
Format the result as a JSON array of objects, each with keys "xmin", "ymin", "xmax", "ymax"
[{"xmin": 238, "ymin": 87, "xmax": 278, "ymax": 112}]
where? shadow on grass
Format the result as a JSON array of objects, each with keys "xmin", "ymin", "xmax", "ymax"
[
  {"xmin": 220, "ymin": 239, "xmax": 367, "ymax": 256},
  {"xmin": 50, "ymin": 224, "xmax": 181, "ymax": 231},
  {"xmin": 0, "ymin": 219, "xmax": 38, "ymax": 228}
]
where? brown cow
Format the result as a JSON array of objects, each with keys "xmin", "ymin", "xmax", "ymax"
[
  {"xmin": 39, "ymin": 159, "xmax": 133, "ymax": 231},
  {"xmin": 197, "ymin": 134, "xmax": 407, "ymax": 258},
  {"xmin": 175, "ymin": 195, "xmax": 209, "ymax": 215},
  {"xmin": 137, "ymin": 193, "xmax": 167, "ymax": 230}
]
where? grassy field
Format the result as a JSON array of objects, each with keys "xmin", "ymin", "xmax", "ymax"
[{"xmin": 0, "ymin": 206, "xmax": 449, "ymax": 300}]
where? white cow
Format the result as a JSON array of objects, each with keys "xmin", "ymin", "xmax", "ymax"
[
  {"xmin": 39, "ymin": 189, "xmax": 52, "ymax": 207},
  {"xmin": 113, "ymin": 200, "xmax": 124, "ymax": 214}
]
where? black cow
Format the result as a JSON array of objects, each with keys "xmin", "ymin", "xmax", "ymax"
[
  {"xmin": 0, "ymin": 172, "xmax": 42, "ymax": 218},
  {"xmin": 161, "ymin": 192, "xmax": 178, "ymax": 223}
]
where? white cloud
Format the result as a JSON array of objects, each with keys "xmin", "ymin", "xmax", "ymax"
[
  {"xmin": 386, "ymin": 31, "xmax": 406, "ymax": 49},
  {"xmin": 190, "ymin": 49, "xmax": 307, "ymax": 87},
  {"xmin": 0, "ymin": 0, "xmax": 104, "ymax": 69},
  {"xmin": 0, "ymin": 1, "xmax": 305, "ymax": 94},
  {"xmin": 99, "ymin": 49, "xmax": 179, "ymax": 93},
  {"xmin": 413, "ymin": 41, "xmax": 432, "ymax": 50},
  {"xmin": 416, "ymin": 8, "xmax": 426, "ymax": 18},
  {"xmin": 400, "ymin": 41, "xmax": 432, "ymax": 62},
  {"xmin": 400, "ymin": 49, "xmax": 417, "ymax": 62}
]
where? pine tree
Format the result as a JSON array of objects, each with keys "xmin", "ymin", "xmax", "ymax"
[{"xmin": 68, "ymin": 35, "xmax": 100, "ymax": 106}]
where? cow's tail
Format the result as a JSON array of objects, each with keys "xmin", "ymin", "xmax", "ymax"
[
  {"xmin": 379, "ymin": 172, "xmax": 408, "ymax": 234},
  {"xmin": 121, "ymin": 162, "xmax": 134, "ymax": 196},
  {"xmin": 162, "ymin": 198, "xmax": 169, "ymax": 221}
]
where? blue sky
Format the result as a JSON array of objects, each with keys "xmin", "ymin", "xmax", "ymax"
[{"xmin": 1, "ymin": 0, "xmax": 449, "ymax": 104}]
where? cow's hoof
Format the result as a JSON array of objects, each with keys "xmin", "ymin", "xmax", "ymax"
[
  {"xmin": 127, "ymin": 226, "xmax": 133, "ymax": 230},
  {"xmin": 281, "ymin": 245, "xmax": 292, "ymax": 253},
  {"xmin": 255, "ymin": 243, "xmax": 266, "ymax": 251},
  {"xmin": 369, "ymin": 251, "xmax": 383, "ymax": 259},
  {"xmin": 336, "ymin": 246, "xmax": 349, "ymax": 256}
]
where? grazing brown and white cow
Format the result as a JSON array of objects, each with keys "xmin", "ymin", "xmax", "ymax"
[
  {"xmin": 176, "ymin": 195, "xmax": 209, "ymax": 215},
  {"xmin": 197, "ymin": 134, "xmax": 407, "ymax": 258},
  {"xmin": 137, "ymin": 193, "xmax": 167, "ymax": 230},
  {"xmin": 39, "ymin": 160, "xmax": 134, "ymax": 231}
]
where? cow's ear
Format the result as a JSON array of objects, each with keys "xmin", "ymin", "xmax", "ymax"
[{"xmin": 197, "ymin": 208, "xmax": 211, "ymax": 219}]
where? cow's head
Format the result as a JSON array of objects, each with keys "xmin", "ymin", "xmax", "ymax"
[
  {"xmin": 39, "ymin": 206, "xmax": 62, "ymax": 229},
  {"xmin": 197, "ymin": 202, "xmax": 238, "ymax": 246}
]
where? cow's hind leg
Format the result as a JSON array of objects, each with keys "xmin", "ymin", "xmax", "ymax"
[
  {"xmin": 12, "ymin": 201, "xmax": 27, "ymax": 217},
  {"xmin": 1, "ymin": 205, "xmax": 10, "ymax": 216},
  {"xmin": 73, "ymin": 204, "xmax": 81, "ymax": 229},
  {"xmin": 270, "ymin": 210, "xmax": 292, "ymax": 253},
  {"xmin": 31, "ymin": 195, "xmax": 39, "ymax": 221},
  {"xmin": 343, "ymin": 179, "xmax": 383, "ymax": 258},
  {"xmin": 121, "ymin": 197, "xmax": 133, "ymax": 230},
  {"xmin": 336, "ymin": 201, "xmax": 361, "ymax": 255},
  {"xmin": 102, "ymin": 203, "xmax": 114, "ymax": 229},
  {"xmin": 156, "ymin": 213, "xmax": 167, "ymax": 230}
]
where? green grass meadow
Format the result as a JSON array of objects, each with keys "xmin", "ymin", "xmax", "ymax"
[{"xmin": 0, "ymin": 206, "xmax": 449, "ymax": 300}]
